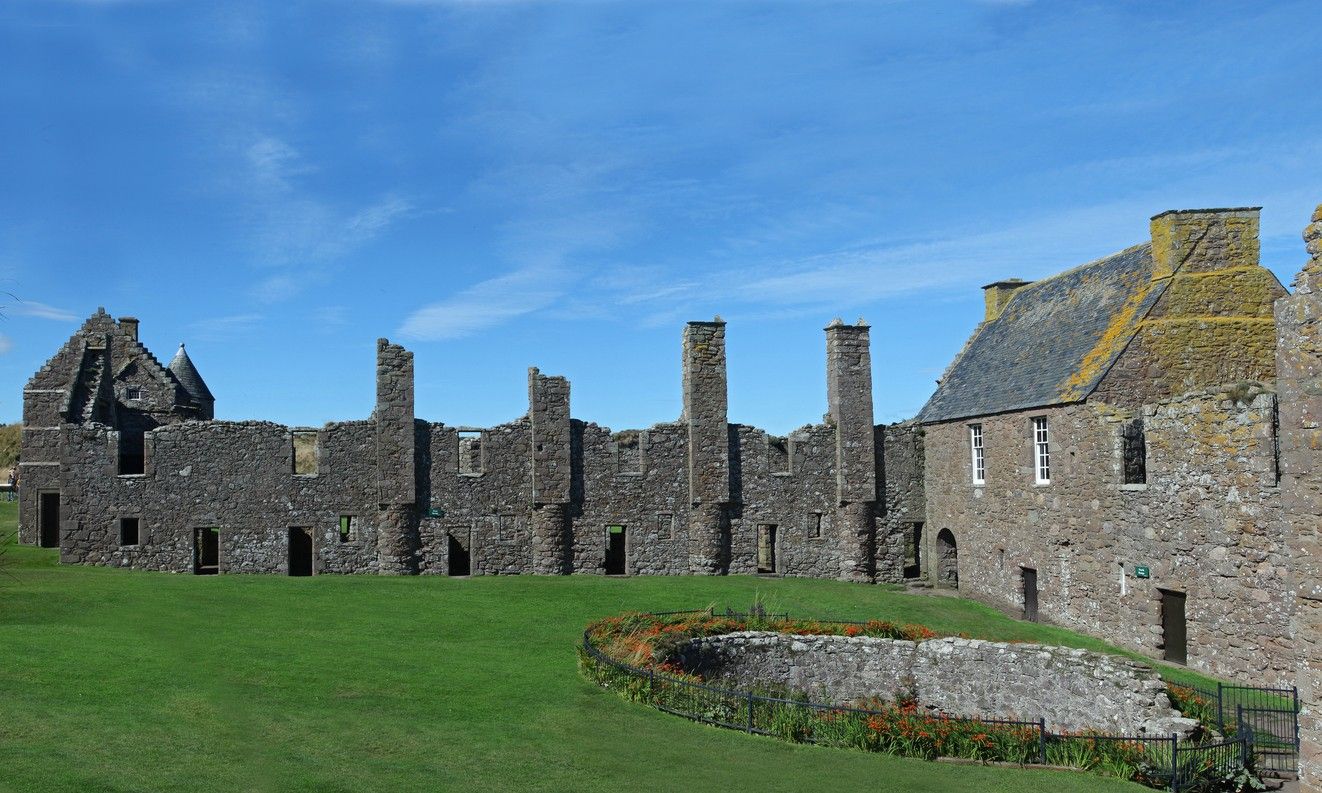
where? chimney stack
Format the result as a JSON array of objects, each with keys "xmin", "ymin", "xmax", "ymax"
[
  {"xmin": 118, "ymin": 316, "xmax": 139, "ymax": 341},
  {"xmin": 982, "ymin": 279, "xmax": 1031, "ymax": 322},
  {"xmin": 1150, "ymin": 207, "xmax": 1261, "ymax": 280}
]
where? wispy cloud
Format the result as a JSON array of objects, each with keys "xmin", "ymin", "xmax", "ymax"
[
  {"xmin": 0, "ymin": 335, "xmax": 13, "ymax": 355},
  {"xmin": 397, "ymin": 265, "xmax": 566, "ymax": 341},
  {"xmin": 189, "ymin": 313, "xmax": 263, "ymax": 342},
  {"xmin": 10, "ymin": 301, "xmax": 77, "ymax": 321}
]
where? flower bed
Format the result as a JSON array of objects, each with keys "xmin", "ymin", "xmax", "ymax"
[{"xmin": 579, "ymin": 609, "xmax": 1262, "ymax": 793}]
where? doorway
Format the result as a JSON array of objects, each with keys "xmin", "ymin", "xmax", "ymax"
[
  {"xmin": 757, "ymin": 524, "xmax": 777, "ymax": 573},
  {"xmin": 194, "ymin": 527, "xmax": 219, "ymax": 575},
  {"xmin": 288, "ymin": 528, "xmax": 313, "ymax": 576},
  {"xmin": 39, "ymin": 492, "xmax": 60, "ymax": 548},
  {"xmin": 904, "ymin": 522, "xmax": 924, "ymax": 579},
  {"xmin": 605, "ymin": 525, "xmax": 626, "ymax": 575},
  {"xmin": 1021, "ymin": 567, "xmax": 1039, "ymax": 622},
  {"xmin": 935, "ymin": 529, "xmax": 958, "ymax": 588},
  {"xmin": 1160, "ymin": 589, "xmax": 1187, "ymax": 665},
  {"xmin": 447, "ymin": 532, "xmax": 471, "ymax": 576}
]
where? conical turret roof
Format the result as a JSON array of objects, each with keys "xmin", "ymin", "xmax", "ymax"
[{"xmin": 168, "ymin": 343, "xmax": 214, "ymax": 404}]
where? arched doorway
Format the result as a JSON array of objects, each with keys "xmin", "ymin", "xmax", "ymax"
[{"xmin": 936, "ymin": 529, "xmax": 958, "ymax": 588}]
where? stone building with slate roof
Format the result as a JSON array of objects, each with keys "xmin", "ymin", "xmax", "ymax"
[{"xmin": 918, "ymin": 207, "xmax": 1300, "ymax": 688}]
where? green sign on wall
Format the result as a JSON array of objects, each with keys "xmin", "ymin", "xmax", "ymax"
[
  {"xmin": 427, "ymin": 507, "xmax": 443, "ymax": 518},
  {"xmin": 1134, "ymin": 566, "xmax": 1150, "ymax": 579}
]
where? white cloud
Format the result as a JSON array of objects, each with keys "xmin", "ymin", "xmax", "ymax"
[
  {"xmin": 10, "ymin": 301, "xmax": 77, "ymax": 321},
  {"xmin": 0, "ymin": 335, "xmax": 12, "ymax": 355},
  {"xmin": 189, "ymin": 314, "xmax": 263, "ymax": 342},
  {"xmin": 397, "ymin": 266, "xmax": 565, "ymax": 341}
]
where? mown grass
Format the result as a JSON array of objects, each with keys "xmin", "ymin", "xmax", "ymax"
[{"xmin": 0, "ymin": 500, "xmax": 1213, "ymax": 792}]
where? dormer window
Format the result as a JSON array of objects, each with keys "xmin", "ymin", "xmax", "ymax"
[{"xmin": 126, "ymin": 387, "xmax": 143, "ymax": 401}]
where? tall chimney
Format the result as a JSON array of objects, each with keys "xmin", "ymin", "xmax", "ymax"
[{"xmin": 118, "ymin": 317, "xmax": 139, "ymax": 341}]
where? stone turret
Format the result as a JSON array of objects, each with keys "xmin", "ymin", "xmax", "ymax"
[
  {"xmin": 826, "ymin": 318, "xmax": 877, "ymax": 582},
  {"xmin": 167, "ymin": 344, "xmax": 215, "ymax": 420},
  {"xmin": 1278, "ymin": 204, "xmax": 1322, "ymax": 793},
  {"xmin": 683, "ymin": 318, "xmax": 731, "ymax": 574}
]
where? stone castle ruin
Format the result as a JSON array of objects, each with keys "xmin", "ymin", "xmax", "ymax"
[{"xmin": 18, "ymin": 204, "xmax": 1322, "ymax": 791}]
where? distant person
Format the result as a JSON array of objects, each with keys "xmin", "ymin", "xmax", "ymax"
[{"xmin": 6, "ymin": 468, "xmax": 14, "ymax": 502}]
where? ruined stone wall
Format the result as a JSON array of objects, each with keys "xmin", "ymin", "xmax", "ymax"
[
  {"xmin": 30, "ymin": 318, "xmax": 914, "ymax": 584},
  {"xmin": 678, "ymin": 632, "xmax": 1192, "ymax": 736},
  {"xmin": 56, "ymin": 419, "xmax": 381, "ymax": 574},
  {"xmin": 1276, "ymin": 206, "xmax": 1322, "ymax": 793},
  {"xmin": 923, "ymin": 389, "xmax": 1292, "ymax": 685},
  {"xmin": 879, "ymin": 421, "xmax": 925, "ymax": 581}
]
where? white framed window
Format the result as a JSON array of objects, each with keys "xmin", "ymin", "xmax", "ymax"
[
  {"xmin": 126, "ymin": 387, "xmax": 143, "ymax": 401},
  {"xmin": 969, "ymin": 424, "xmax": 985, "ymax": 484},
  {"xmin": 1033, "ymin": 417, "xmax": 1051, "ymax": 484}
]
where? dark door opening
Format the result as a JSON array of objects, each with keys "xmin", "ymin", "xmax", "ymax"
[
  {"xmin": 757, "ymin": 524, "xmax": 777, "ymax": 573},
  {"xmin": 1160, "ymin": 589, "xmax": 1187, "ymax": 665},
  {"xmin": 288, "ymin": 528, "xmax": 313, "ymax": 576},
  {"xmin": 447, "ymin": 533, "xmax": 471, "ymax": 576},
  {"xmin": 935, "ymin": 529, "xmax": 958, "ymax": 588},
  {"xmin": 904, "ymin": 522, "xmax": 924, "ymax": 579},
  {"xmin": 194, "ymin": 528, "xmax": 219, "ymax": 575},
  {"xmin": 1021, "ymin": 567, "xmax": 1039, "ymax": 622},
  {"xmin": 39, "ymin": 492, "xmax": 60, "ymax": 548},
  {"xmin": 605, "ymin": 525, "xmax": 626, "ymax": 575}
]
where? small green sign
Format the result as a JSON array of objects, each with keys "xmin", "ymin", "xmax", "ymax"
[
  {"xmin": 427, "ymin": 507, "xmax": 443, "ymax": 518},
  {"xmin": 1134, "ymin": 566, "xmax": 1150, "ymax": 579}
]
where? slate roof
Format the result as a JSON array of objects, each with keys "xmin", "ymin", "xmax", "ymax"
[
  {"xmin": 168, "ymin": 343, "xmax": 214, "ymax": 404},
  {"xmin": 916, "ymin": 243, "xmax": 1165, "ymax": 424}
]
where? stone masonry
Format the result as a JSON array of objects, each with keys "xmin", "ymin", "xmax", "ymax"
[
  {"xmin": 20, "ymin": 314, "xmax": 921, "ymax": 584},
  {"xmin": 677, "ymin": 632, "xmax": 1195, "ymax": 737},
  {"xmin": 1276, "ymin": 204, "xmax": 1322, "ymax": 793}
]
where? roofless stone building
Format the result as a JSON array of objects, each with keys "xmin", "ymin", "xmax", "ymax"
[{"xmin": 17, "ymin": 204, "xmax": 1322, "ymax": 792}]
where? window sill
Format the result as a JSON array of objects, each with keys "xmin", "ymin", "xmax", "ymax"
[
  {"xmin": 1118, "ymin": 483, "xmax": 1148, "ymax": 492},
  {"xmin": 770, "ymin": 472, "xmax": 793, "ymax": 478},
  {"xmin": 1033, "ymin": 482, "xmax": 1052, "ymax": 488},
  {"xmin": 616, "ymin": 471, "xmax": 644, "ymax": 478},
  {"xmin": 457, "ymin": 472, "xmax": 484, "ymax": 478},
  {"xmin": 293, "ymin": 473, "xmax": 319, "ymax": 479},
  {"xmin": 117, "ymin": 473, "xmax": 147, "ymax": 479}
]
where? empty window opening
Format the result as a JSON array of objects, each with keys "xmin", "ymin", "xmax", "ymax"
[
  {"xmin": 119, "ymin": 517, "xmax": 140, "ymax": 546},
  {"xmin": 1032, "ymin": 417, "xmax": 1051, "ymax": 484},
  {"xmin": 292, "ymin": 431, "xmax": 318, "ymax": 476},
  {"xmin": 194, "ymin": 527, "xmax": 219, "ymax": 575},
  {"xmin": 768, "ymin": 436, "xmax": 791, "ymax": 474},
  {"xmin": 39, "ymin": 492, "xmax": 60, "ymax": 548},
  {"xmin": 757, "ymin": 524, "xmax": 778, "ymax": 573},
  {"xmin": 447, "ymin": 532, "xmax": 471, "ymax": 576},
  {"xmin": 613, "ymin": 431, "xmax": 642, "ymax": 474},
  {"xmin": 657, "ymin": 513, "xmax": 675, "ymax": 540},
  {"xmin": 806, "ymin": 512, "xmax": 822, "ymax": 539},
  {"xmin": 1160, "ymin": 589, "xmax": 1188, "ymax": 665},
  {"xmin": 118, "ymin": 431, "xmax": 145, "ymax": 475},
  {"xmin": 288, "ymin": 527, "xmax": 314, "ymax": 576},
  {"xmin": 969, "ymin": 424, "xmax": 985, "ymax": 484},
  {"xmin": 935, "ymin": 529, "xmax": 958, "ymax": 588},
  {"xmin": 605, "ymin": 525, "xmax": 627, "ymax": 575},
  {"xmin": 458, "ymin": 431, "xmax": 483, "ymax": 475},
  {"xmin": 1021, "ymin": 567, "xmax": 1039, "ymax": 622},
  {"xmin": 1122, "ymin": 419, "xmax": 1147, "ymax": 485},
  {"xmin": 903, "ymin": 522, "xmax": 923, "ymax": 579},
  {"xmin": 125, "ymin": 387, "xmax": 143, "ymax": 401},
  {"xmin": 338, "ymin": 516, "xmax": 357, "ymax": 543}
]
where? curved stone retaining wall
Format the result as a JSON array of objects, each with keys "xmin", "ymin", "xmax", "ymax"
[{"xmin": 676, "ymin": 632, "xmax": 1197, "ymax": 737}]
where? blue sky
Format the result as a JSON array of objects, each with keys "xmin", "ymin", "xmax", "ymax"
[{"xmin": 2, "ymin": 1, "xmax": 1320, "ymax": 433}]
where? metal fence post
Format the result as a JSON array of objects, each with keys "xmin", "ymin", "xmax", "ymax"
[
  {"xmin": 1038, "ymin": 718, "xmax": 1047, "ymax": 765},
  {"xmin": 746, "ymin": 691, "xmax": 755, "ymax": 733},
  {"xmin": 1217, "ymin": 682, "xmax": 1225, "ymax": 731},
  {"xmin": 1169, "ymin": 733, "xmax": 1179, "ymax": 793}
]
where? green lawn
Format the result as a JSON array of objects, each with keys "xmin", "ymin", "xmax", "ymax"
[{"xmin": 0, "ymin": 500, "xmax": 1196, "ymax": 792}]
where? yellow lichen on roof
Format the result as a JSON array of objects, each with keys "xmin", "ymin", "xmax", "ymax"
[{"xmin": 1057, "ymin": 276, "xmax": 1160, "ymax": 402}]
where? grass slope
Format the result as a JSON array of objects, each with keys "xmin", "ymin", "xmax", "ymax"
[{"xmin": 1, "ymin": 501, "xmax": 1173, "ymax": 792}]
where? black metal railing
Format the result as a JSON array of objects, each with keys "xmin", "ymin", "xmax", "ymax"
[
  {"xmin": 582, "ymin": 608, "xmax": 1265, "ymax": 793},
  {"xmin": 1186, "ymin": 682, "xmax": 1300, "ymax": 773}
]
